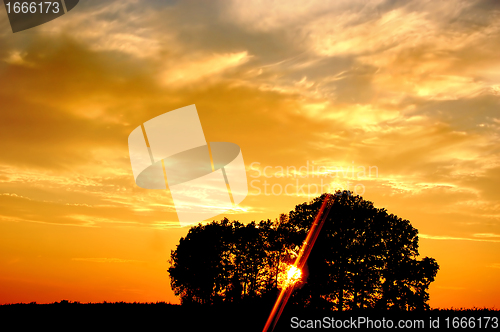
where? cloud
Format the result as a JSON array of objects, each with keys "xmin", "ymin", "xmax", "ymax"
[
  {"xmin": 420, "ymin": 234, "xmax": 500, "ymax": 243},
  {"xmin": 159, "ymin": 51, "xmax": 250, "ymax": 86},
  {"xmin": 0, "ymin": 0, "xmax": 499, "ymax": 235},
  {"xmin": 473, "ymin": 233, "xmax": 500, "ymax": 238}
]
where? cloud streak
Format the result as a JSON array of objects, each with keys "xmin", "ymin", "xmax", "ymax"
[{"xmin": 420, "ymin": 234, "xmax": 500, "ymax": 243}]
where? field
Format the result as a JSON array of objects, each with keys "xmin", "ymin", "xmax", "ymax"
[{"xmin": 1, "ymin": 301, "xmax": 498, "ymax": 331}]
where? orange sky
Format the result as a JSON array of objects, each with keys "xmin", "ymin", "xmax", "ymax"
[{"xmin": 0, "ymin": 0, "xmax": 499, "ymax": 308}]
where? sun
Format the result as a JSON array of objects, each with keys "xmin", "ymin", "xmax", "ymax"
[
  {"xmin": 279, "ymin": 264, "xmax": 302, "ymax": 289},
  {"xmin": 287, "ymin": 265, "xmax": 301, "ymax": 281}
]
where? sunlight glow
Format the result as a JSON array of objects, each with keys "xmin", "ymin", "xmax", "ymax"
[{"xmin": 280, "ymin": 264, "xmax": 302, "ymax": 289}]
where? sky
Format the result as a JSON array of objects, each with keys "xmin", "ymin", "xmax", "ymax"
[{"xmin": 0, "ymin": 0, "xmax": 499, "ymax": 309}]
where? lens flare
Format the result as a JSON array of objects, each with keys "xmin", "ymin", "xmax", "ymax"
[
  {"xmin": 285, "ymin": 265, "xmax": 301, "ymax": 287},
  {"xmin": 262, "ymin": 194, "xmax": 335, "ymax": 332},
  {"xmin": 277, "ymin": 263, "xmax": 302, "ymax": 289}
]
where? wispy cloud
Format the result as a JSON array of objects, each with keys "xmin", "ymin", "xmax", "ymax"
[
  {"xmin": 420, "ymin": 234, "xmax": 500, "ymax": 243},
  {"xmin": 473, "ymin": 233, "xmax": 500, "ymax": 238}
]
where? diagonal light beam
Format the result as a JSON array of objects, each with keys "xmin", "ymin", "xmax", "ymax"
[{"xmin": 262, "ymin": 193, "xmax": 335, "ymax": 332}]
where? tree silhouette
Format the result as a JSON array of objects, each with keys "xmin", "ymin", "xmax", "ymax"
[
  {"xmin": 283, "ymin": 193, "xmax": 439, "ymax": 311},
  {"xmin": 168, "ymin": 192, "xmax": 439, "ymax": 310},
  {"xmin": 168, "ymin": 219, "xmax": 280, "ymax": 305},
  {"xmin": 168, "ymin": 219, "xmax": 233, "ymax": 305}
]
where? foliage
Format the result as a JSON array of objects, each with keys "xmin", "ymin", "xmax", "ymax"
[
  {"xmin": 168, "ymin": 193, "xmax": 439, "ymax": 310},
  {"xmin": 283, "ymin": 193, "xmax": 439, "ymax": 310},
  {"xmin": 168, "ymin": 218, "xmax": 290, "ymax": 305}
]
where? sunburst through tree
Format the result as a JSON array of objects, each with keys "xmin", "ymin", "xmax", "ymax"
[
  {"xmin": 278, "ymin": 264, "xmax": 302, "ymax": 290},
  {"xmin": 168, "ymin": 192, "xmax": 439, "ymax": 311}
]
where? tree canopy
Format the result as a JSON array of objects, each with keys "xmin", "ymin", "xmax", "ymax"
[{"xmin": 168, "ymin": 192, "xmax": 439, "ymax": 310}]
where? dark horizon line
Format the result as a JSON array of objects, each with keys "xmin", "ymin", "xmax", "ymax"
[{"xmin": 0, "ymin": 300, "xmax": 497, "ymax": 311}]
